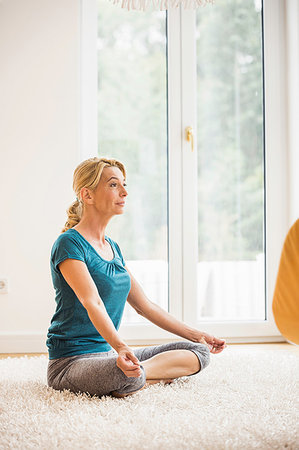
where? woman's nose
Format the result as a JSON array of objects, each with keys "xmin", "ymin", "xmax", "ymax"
[{"xmin": 121, "ymin": 187, "xmax": 128, "ymax": 196}]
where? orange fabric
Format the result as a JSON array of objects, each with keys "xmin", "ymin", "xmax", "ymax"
[{"xmin": 272, "ymin": 219, "xmax": 299, "ymax": 345}]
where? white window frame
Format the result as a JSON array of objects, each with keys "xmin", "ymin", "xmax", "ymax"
[
  {"xmin": 179, "ymin": 0, "xmax": 289, "ymax": 341},
  {"xmin": 81, "ymin": 0, "xmax": 288, "ymax": 344}
]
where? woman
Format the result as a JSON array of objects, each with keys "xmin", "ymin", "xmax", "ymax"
[{"xmin": 47, "ymin": 157, "xmax": 227, "ymax": 398}]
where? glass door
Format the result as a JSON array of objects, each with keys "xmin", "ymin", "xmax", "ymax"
[
  {"xmin": 97, "ymin": 1, "xmax": 168, "ymax": 326},
  {"xmin": 195, "ymin": 0, "xmax": 265, "ymax": 321},
  {"xmin": 179, "ymin": 0, "xmax": 282, "ymax": 339}
]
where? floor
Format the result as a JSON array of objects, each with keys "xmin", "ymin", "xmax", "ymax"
[{"xmin": 0, "ymin": 342, "xmax": 298, "ymax": 359}]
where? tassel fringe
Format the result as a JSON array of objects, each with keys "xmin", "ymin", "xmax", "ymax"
[{"xmin": 109, "ymin": 0, "xmax": 214, "ymax": 12}]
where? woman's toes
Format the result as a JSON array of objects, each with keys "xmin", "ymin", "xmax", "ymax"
[{"xmin": 162, "ymin": 379, "xmax": 174, "ymax": 385}]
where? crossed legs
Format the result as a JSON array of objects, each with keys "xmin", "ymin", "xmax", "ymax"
[
  {"xmin": 47, "ymin": 341, "xmax": 210, "ymax": 399},
  {"xmin": 111, "ymin": 343, "xmax": 206, "ymax": 398}
]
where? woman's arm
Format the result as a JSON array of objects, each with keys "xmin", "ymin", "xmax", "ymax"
[
  {"xmin": 58, "ymin": 259, "xmax": 143, "ymax": 376},
  {"xmin": 126, "ymin": 267, "xmax": 226, "ymax": 353},
  {"xmin": 59, "ymin": 259, "xmax": 127, "ymax": 352}
]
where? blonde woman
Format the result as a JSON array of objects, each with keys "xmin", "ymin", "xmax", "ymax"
[{"xmin": 46, "ymin": 157, "xmax": 226, "ymax": 398}]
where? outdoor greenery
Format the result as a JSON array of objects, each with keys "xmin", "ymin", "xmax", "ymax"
[
  {"xmin": 97, "ymin": 2, "xmax": 167, "ymax": 260},
  {"xmin": 97, "ymin": 0, "xmax": 264, "ymax": 263},
  {"xmin": 196, "ymin": 0, "xmax": 264, "ymax": 261}
]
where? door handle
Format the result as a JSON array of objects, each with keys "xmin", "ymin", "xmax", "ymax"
[{"xmin": 186, "ymin": 126, "xmax": 194, "ymax": 152}]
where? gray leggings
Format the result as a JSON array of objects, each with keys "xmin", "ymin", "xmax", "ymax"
[{"xmin": 47, "ymin": 341, "xmax": 210, "ymax": 398}]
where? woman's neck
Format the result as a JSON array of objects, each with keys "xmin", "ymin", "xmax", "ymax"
[{"xmin": 73, "ymin": 216, "xmax": 110, "ymax": 246}]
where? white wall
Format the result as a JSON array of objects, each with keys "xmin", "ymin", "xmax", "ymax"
[
  {"xmin": 0, "ymin": 0, "xmax": 81, "ymax": 351},
  {"xmin": 286, "ymin": 0, "xmax": 299, "ymax": 227}
]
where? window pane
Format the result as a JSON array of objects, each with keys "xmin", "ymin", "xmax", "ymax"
[
  {"xmin": 196, "ymin": 0, "xmax": 265, "ymax": 320},
  {"xmin": 97, "ymin": 1, "xmax": 168, "ymax": 323}
]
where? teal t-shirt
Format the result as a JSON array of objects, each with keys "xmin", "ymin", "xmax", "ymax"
[{"xmin": 46, "ymin": 228, "xmax": 131, "ymax": 360}]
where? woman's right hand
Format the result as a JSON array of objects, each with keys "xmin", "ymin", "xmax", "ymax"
[{"xmin": 116, "ymin": 346, "xmax": 142, "ymax": 378}]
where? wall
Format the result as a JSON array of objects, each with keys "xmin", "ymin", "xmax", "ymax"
[
  {"xmin": 286, "ymin": 0, "xmax": 299, "ymax": 227},
  {"xmin": 0, "ymin": 0, "xmax": 81, "ymax": 351}
]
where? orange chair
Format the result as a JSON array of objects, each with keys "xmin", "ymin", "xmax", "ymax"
[{"xmin": 272, "ymin": 219, "xmax": 299, "ymax": 345}]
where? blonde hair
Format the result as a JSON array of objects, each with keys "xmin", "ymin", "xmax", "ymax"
[{"xmin": 61, "ymin": 157, "xmax": 126, "ymax": 233}]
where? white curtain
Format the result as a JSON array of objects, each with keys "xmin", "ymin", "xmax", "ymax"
[{"xmin": 108, "ymin": 0, "xmax": 214, "ymax": 12}]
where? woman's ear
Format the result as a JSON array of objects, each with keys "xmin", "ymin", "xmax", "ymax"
[{"xmin": 81, "ymin": 187, "xmax": 94, "ymax": 204}]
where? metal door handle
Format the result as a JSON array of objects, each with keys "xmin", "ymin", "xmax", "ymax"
[{"xmin": 186, "ymin": 126, "xmax": 194, "ymax": 152}]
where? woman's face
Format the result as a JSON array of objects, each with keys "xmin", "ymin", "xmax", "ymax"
[{"xmin": 88, "ymin": 166, "xmax": 128, "ymax": 217}]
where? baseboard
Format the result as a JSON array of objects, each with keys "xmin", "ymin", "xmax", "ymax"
[
  {"xmin": 125, "ymin": 336, "xmax": 287, "ymax": 345},
  {"xmin": 0, "ymin": 333, "xmax": 286, "ymax": 354},
  {"xmin": 0, "ymin": 334, "xmax": 48, "ymax": 354}
]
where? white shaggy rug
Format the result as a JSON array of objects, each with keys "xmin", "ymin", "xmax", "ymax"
[{"xmin": 0, "ymin": 346, "xmax": 298, "ymax": 450}]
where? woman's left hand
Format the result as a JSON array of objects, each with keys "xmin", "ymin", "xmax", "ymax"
[{"xmin": 192, "ymin": 330, "xmax": 227, "ymax": 354}]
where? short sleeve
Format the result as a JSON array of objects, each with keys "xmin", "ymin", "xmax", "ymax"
[
  {"xmin": 113, "ymin": 241, "xmax": 126, "ymax": 266},
  {"xmin": 51, "ymin": 233, "xmax": 85, "ymax": 273}
]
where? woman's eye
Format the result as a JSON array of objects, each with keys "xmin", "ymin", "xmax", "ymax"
[{"xmin": 110, "ymin": 182, "xmax": 127, "ymax": 188}]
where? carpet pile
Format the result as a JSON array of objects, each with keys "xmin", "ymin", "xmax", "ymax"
[{"xmin": 0, "ymin": 346, "xmax": 298, "ymax": 449}]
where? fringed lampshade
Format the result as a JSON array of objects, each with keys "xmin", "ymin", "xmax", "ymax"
[{"xmin": 108, "ymin": 0, "xmax": 214, "ymax": 11}]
